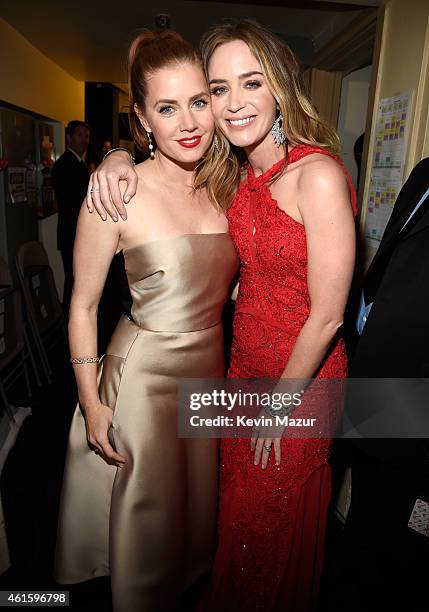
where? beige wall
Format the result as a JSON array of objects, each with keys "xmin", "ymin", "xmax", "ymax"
[
  {"xmin": 337, "ymin": 65, "xmax": 372, "ymax": 185},
  {"xmin": 0, "ymin": 18, "xmax": 85, "ymax": 297},
  {"xmin": 0, "ymin": 18, "xmax": 84, "ymax": 126},
  {"xmin": 360, "ymin": 0, "xmax": 429, "ymax": 261}
]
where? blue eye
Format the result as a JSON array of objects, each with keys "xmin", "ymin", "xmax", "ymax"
[
  {"xmin": 159, "ymin": 105, "xmax": 174, "ymax": 115},
  {"xmin": 245, "ymin": 80, "xmax": 261, "ymax": 89},
  {"xmin": 210, "ymin": 86, "xmax": 227, "ymax": 96},
  {"xmin": 192, "ymin": 98, "xmax": 208, "ymax": 109}
]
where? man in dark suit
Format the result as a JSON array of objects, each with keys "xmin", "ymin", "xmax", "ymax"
[
  {"xmin": 326, "ymin": 158, "xmax": 429, "ymax": 612},
  {"xmin": 52, "ymin": 120, "xmax": 90, "ymax": 315}
]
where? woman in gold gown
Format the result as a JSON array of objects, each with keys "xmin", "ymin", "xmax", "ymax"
[{"xmin": 54, "ymin": 31, "xmax": 237, "ymax": 612}]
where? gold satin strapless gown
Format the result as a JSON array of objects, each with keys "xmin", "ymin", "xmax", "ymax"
[{"xmin": 55, "ymin": 233, "xmax": 238, "ymax": 612}]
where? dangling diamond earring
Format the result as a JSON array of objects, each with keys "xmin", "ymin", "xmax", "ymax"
[
  {"xmin": 147, "ymin": 131, "xmax": 155, "ymax": 159},
  {"xmin": 271, "ymin": 113, "xmax": 286, "ymax": 147}
]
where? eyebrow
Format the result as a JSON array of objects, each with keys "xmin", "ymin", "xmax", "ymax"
[
  {"xmin": 209, "ymin": 71, "xmax": 263, "ymax": 85},
  {"xmin": 190, "ymin": 91, "xmax": 210, "ymax": 101},
  {"xmin": 154, "ymin": 92, "xmax": 209, "ymax": 106}
]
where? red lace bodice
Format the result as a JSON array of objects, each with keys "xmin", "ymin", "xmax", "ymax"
[{"xmin": 227, "ymin": 144, "xmax": 357, "ymax": 373}]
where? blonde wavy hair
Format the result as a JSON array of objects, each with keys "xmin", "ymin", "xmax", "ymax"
[{"xmin": 194, "ymin": 20, "xmax": 340, "ymax": 211}]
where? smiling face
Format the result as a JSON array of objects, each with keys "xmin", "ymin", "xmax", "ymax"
[
  {"xmin": 207, "ymin": 40, "xmax": 277, "ymax": 150},
  {"xmin": 136, "ymin": 61, "xmax": 214, "ymax": 165}
]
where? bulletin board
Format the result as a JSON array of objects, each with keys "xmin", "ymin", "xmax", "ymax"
[{"xmin": 363, "ymin": 91, "xmax": 412, "ymax": 249}]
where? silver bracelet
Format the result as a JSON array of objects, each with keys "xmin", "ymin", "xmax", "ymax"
[
  {"xmin": 265, "ymin": 391, "xmax": 303, "ymax": 419},
  {"xmin": 70, "ymin": 356, "xmax": 100, "ymax": 365},
  {"xmin": 103, "ymin": 147, "xmax": 135, "ymax": 166},
  {"xmin": 265, "ymin": 402, "xmax": 294, "ymax": 419}
]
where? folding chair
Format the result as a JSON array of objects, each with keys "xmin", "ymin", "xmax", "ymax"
[
  {"xmin": 15, "ymin": 242, "xmax": 67, "ymax": 383},
  {"xmin": 0, "ymin": 257, "xmax": 40, "ymax": 421}
]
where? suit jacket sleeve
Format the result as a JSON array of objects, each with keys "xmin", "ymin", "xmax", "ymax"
[{"xmin": 52, "ymin": 153, "xmax": 90, "ymax": 252}]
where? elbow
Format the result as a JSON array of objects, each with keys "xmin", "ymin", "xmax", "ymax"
[
  {"xmin": 322, "ymin": 317, "xmax": 344, "ymax": 339},
  {"xmin": 68, "ymin": 301, "xmax": 98, "ymax": 324},
  {"xmin": 308, "ymin": 313, "xmax": 344, "ymax": 338},
  {"xmin": 326, "ymin": 317, "xmax": 344, "ymax": 336}
]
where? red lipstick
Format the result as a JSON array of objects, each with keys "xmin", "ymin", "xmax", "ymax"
[{"xmin": 177, "ymin": 136, "xmax": 202, "ymax": 148}]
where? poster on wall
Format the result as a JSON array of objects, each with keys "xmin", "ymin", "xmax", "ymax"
[
  {"xmin": 364, "ymin": 91, "xmax": 411, "ymax": 249},
  {"xmin": 7, "ymin": 167, "xmax": 27, "ymax": 204},
  {"xmin": 364, "ymin": 176, "xmax": 402, "ymax": 244}
]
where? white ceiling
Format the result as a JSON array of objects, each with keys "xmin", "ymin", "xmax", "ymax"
[{"xmin": 2, "ymin": 0, "xmax": 382, "ymax": 83}]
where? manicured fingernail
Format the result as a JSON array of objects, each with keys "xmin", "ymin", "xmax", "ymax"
[
  {"xmin": 102, "ymin": 215, "xmax": 106, "ymax": 221},
  {"xmin": 121, "ymin": 215, "xmax": 127, "ymax": 221},
  {"xmin": 124, "ymin": 195, "xmax": 130, "ymax": 203},
  {"xmin": 113, "ymin": 217, "xmax": 118, "ymax": 222}
]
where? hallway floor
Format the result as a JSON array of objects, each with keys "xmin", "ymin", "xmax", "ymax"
[{"xmin": 0, "ymin": 359, "xmax": 112, "ymax": 611}]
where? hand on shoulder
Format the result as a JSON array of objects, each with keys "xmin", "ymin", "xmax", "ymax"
[{"xmin": 87, "ymin": 150, "xmax": 138, "ymax": 221}]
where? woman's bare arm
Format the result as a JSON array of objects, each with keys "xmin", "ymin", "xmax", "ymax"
[
  {"xmin": 253, "ymin": 157, "xmax": 356, "ymax": 467},
  {"xmin": 279, "ymin": 158, "xmax": 355, "ymax": 379},
  {"xmin": 69, "ymin": 200, "xmax": 127, "ymax": 465}
]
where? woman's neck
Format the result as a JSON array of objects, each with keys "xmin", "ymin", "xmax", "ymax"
[
  {"xmin": 244, "ymin": 132, "xmax": 285, "ymax": 177},
  {"xmin": 153, "ymin": 151, "xmax": 197, "ymax": 189}
]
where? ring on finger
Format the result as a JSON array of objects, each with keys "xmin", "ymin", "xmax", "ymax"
[
  {"xmin": 263, "ymin": 444, "xmax": 272, "ymax": 452},
  {"xmin": 90, "ymin": 186, "xmax": 100, "ymax": 193}
]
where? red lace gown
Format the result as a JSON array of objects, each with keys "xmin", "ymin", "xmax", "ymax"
[{"xmin": 201, "ymin": 146, "xmax": 357, "ymax": 612}]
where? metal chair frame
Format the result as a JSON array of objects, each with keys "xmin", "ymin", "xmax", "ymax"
[
  {"xmin": 15, "ymin": 242, "xmax": 67, "ymax": 384},
  {"xmin": 0, "ymin": 258, "xmax": 41, "ymax": 422}
]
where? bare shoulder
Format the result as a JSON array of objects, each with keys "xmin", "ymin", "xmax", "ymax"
[
  {"xmin": 75, "ymin": 198, "xmax": 121, "ymax": 256},
  {"xmin": 295, "ymin": 153, "xmax": 352, "ymax": 221},
  {"xmin": 296, "ymin": 153, "xmax": 347, "ymax": 192}
]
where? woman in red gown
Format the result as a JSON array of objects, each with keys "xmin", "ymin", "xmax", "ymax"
[{"xmin": 196, "ymin": 21, "xmax": 357, "ymax": 611}]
